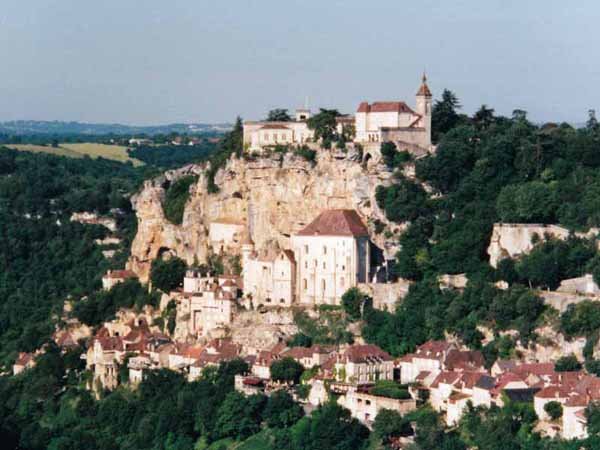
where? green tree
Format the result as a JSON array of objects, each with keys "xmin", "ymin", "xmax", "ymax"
[
  {"xmin": 264, "ymin": 390, "xmax": 304, "ymax": 428},
  {"xmin": 270, "ymin": 357, "xmax": 305, "ymax": 384},
  {"xmin": 150, "ymin": 256, "xmax": 187, "ymax": 293},
  {"xmin": 373, "ymin": 409, "xmax": 411, "ymax": 445},
  {"xmin": 162, "ymin": 175, "xmax": 197, "ymax": 224},
  {"xmin": 307, "ymin": 108, "xmax": 341, "ymax": 149},
  {"xmin": 431, "ymin": 89, "xmax": 462, "ymax": 143},
  {"xmin": 267, "ymin": 109, "xmax": 292, "ymax": 122},
  {"xmin": 544, "ymin": 401, "xmax": 563, "ymax": 420},
  {"xmin": 554, "ymin": 354, "xmax": 582, "ymax": 372},
  {"xmin": 341, "ymin": 287, "xmax": 369, "ymax": 321}
]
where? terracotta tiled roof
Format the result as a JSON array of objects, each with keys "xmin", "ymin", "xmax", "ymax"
[
  {"xmin": 431, "ymin": 371, "xmax": 461, "ymax": 388},
  {"xmin": 297, "ymin": 209, "xmax": 368, "ymax": 237},
  {"xmin": 357, "ymin": 101, "xmax": 416, "ymax": 114},
  {"xmin": 414, "ymin": 341, "xmax": 454, "ymax": 360},
  {"xmin": 104, "ymin": 269, "xmax": 137, "ymax": 280},
  {"xmin": 340, "ymin": 344, "xmax": 392, "ymax": 364},
  {"xmin": 444, "ymin": 350, "xmax": 485, "ymax": 371},
  {"xmin": 513, "ymin": 362, "xmax": 555, "ymax": 377},
  {"xmin": 415, "ymin": 371, "xmax": 431, "ymax": 382},
  {"xmin": 259, "ymin": 124, "xmax": 290, "ymax": 130},
  {"xmin": 536, "ymin": 386, "xmax": 570, "ymax": 399},
  {"xmin": 15, "ymin": 352, "xmax": 34, "ymax": 366},
  {"xmin": 416, "ymin": 75, "xmax": 432, "ymax": 97}
]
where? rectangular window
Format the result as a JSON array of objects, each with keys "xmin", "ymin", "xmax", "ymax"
[{"xmin": 304, "ymin": 245, "xmax": 309, "ymax": 254}]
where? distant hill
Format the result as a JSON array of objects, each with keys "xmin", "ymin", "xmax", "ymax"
[{"xmin": 0, "ymin": 120, "xmax": 232, "ymax": 136}]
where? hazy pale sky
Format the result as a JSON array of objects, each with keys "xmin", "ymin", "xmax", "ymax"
[{"xmin": 0, "ymin": 0, "xmax": 598, "ymax": 125}]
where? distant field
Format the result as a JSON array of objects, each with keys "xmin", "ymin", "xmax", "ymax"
[{"xmin": 6, "ymin": 143, "xmax": 144, "ymax": 166}]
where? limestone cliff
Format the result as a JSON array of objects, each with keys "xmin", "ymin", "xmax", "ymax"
[{"xmin": 128, "ymin": 150, "xmax": 400, "ymax": 282}]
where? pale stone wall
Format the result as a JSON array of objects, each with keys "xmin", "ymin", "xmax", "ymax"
[
  {"xmin": 336, "ymin": 360, "xmax": 394, "ymax": 385},
  {"xmin": 209, "ymin": 221, "xmax": 245, "ymax": 253},
  {"xmin": 357, "ymin": 279, "xmax": 412, "ymax": 312},
  {"xmin": 291, "ymin": 235, "xmax": 366, "ymax": 306},
  {"xmin": 488, "ymin": 223, "xmax": 599, "ymax": 268},
  {"xmin": 563, "ymin": 406, "xmax": 588, "ymax": 440},
  {"xmin": 242, "ymin": 251, "xmax": 295, "ymax": 306},
  {"xmin": 338, "ymin": 389, "xmax": 417, "ymax": 425},
  {"xmin": 243, "ymin": 121, "xmax": 313, "ymax": 152}
]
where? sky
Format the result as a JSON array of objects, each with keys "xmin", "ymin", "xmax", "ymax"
[{"xmin": 0, "ymin": 0, "xmax": 598, "ymax": 125}]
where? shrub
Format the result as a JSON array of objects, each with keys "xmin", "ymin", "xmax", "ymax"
[
  {"xmin": 554, "ymin": 354, "xmax": 582, "ymax": 372},
  {"xmin": 544, "ymin": 401, "xmax": 563, "ymax": 421},
  {"xmin": 370, "ymin": 381, "xmax": 411, "ymax": 399},
  {"xmin": 162, "ymin": 175, "xmax": 197, "ymax": 224},
  {"xmin": 270, "ymin": 357, "xmax": 305, "ymax": 384},
  {"xmin": 294, "ymin": 145, "xmax": 317, "ymax": 164},
  {"xmin": 150, "ymin": 256, "xmax": 187, "ymax": 293}
]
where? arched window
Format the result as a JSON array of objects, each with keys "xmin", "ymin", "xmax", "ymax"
[
  {"xmin": 340, "ymin": 277, "xmax": 345, "ymax": 288},
  {"xmin": 303, "ymin": 279, "xmax": 307, "ymax": 290},
  {"xmin": 323, "ymin": 246, "xmax": 327, "ymax": 255},
  {"xmin": 321, "ymin": 279, "xmax": 326, "ymax": 292}
]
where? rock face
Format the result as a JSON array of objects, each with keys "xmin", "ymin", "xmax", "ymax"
[
  {"xmin": 129, "ymin": 151, "xmax": 399, "ymax": 282},
  {"xmin": 487, "ymin": 223, "xmax": 600, "ymax": 268}
]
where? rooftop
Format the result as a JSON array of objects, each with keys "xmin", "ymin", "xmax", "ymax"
[{"xmin": 296, "ymin": 209, "xmax": 368, "ymax": 237}]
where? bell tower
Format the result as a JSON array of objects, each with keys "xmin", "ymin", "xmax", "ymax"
[{"xmin": 416, "ymin": 73, "xmax": 432, "ymax": 148}]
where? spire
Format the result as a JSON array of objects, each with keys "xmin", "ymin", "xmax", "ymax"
[{"xmin": 417, "ymin": 72, "xmax": 432, "ymax": 97}]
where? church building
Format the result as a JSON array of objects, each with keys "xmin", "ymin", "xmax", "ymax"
[{"xmin": 290, "ymin": 209, "xmax": 370, "ymax": 306}]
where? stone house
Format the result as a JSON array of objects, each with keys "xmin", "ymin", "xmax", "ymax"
[
  {"xmin": 101, "ymin": 269, "xmax": 138, "ymax": 290},
  {"xmin": 337, "ymin": 386, "xmax": 417, "ymax": 425},
  {"xmin": 13, "ymin": 352, "xmax": 36, "ymax": 375},
  {"xmin": 291, "ymin": 209, "xmax": 370, "ymax": 306},
  {"xmin": 280, "ymin": 345, "xmax": 334, "ymax": 369},
  {"xmin": 397, "ymin": 340, "xmax": 457, "ymax": 384},
  {"xmin": 334, "ymin": 344, "xmax": 393, "ymax": 385},
  {"xmin": 243, "ymin": 113, "xmax": 314, "ymax": 154}
]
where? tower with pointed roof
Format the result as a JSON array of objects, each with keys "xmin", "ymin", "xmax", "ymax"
[{"xmin": 416, "ymin": 72, "xmax": 432, "ymax": 148}]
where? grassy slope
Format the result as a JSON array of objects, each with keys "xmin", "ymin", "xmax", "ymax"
[{"xmin": 7, "ymin": 143, "xmax": 144, "ymax": 166}]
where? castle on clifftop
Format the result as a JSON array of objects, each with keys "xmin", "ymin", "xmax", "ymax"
[{"xmin": 243, "ymin": 74, "xmax": 433, "ymax": 155}]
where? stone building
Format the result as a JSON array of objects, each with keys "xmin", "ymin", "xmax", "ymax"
[
  {"xmin": 243, "ymin": 109, "xmax": 314, "ymax": 153},
  {"xmin": 242, "ymin": 242, "xmax": 296, "ymax": 306},
  {"xmin": 102, "ymin": 269, "xmax": 138, "ymax": 290},
  {"xmin": 334, "ymin": 344, "xmax": 394, "ymax": 385},
  {"xmin": 355, "ymin": 74, "xmax": 432, "ymax": 152},
  {"xmin": 181, "ymin": 271, "xmax": 241, "ymax": 335},
  {"xmin": 290, "ymin": 209, "xmax": 370, "ymax": 306}
]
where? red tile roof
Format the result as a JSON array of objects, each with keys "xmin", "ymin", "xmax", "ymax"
[
  {"xmin": 259, "ymin": 124, "xmax": 290, "ymax": 130},
  {"xmin": 340, "ymin": 344, "xmax": 392, "ymax": 364},
  {"xmin": 104, "ymin": 269, "xmax": 138, "ymax": 280},
  {"xmin": 357, "ymin": 101, "xmax": 416, "ymax": 114},
  {"xmin": 296, "ymin": 209, "xmax": 368, "ymax": 237}
]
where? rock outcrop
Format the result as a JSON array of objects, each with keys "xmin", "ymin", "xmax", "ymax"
[
  {"xmin": 487, "ymin": 223, "xmax": 599, "ymax": 268},
  {"xmin": 128, "ymin": 151, "xmax": 399, "ymax": 282}
]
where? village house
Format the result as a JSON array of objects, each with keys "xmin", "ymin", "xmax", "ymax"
[
  {"xmin": 338, "ymin": 386, "xmax": 417, "ymax": 425},
  {"xmin": 13, "ymin": 352, "xmax": 36, "ymax": 375},
  {"xmin": 291, "ymin": 209, "xmax": 370, "ymax": 306},
  {"xmin": 334, "ymin": 344, "xmax": 394, "ymax": 385},
  {"xmin": 243, "ymin": 109, "xmax": 315, "ymax": 154},
  {"xmin": 280, "ymin": 345, "xmax": 335, "ymax": 369},
  {"xmin": 181, "ymin": 271, "xmax": 241, "ymax": 335},
  {"xmin": 102, "ymin": 269, "xmax": 138, "ymax": 290}
]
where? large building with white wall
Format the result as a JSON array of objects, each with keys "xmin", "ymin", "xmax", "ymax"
[
  {"xmin": 243, "ymin": 109, "xmax": 314, "ymax": 153},
  {"xmin": 290, "ymin": 209, "xmax": 370, "ymax": 306}
]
